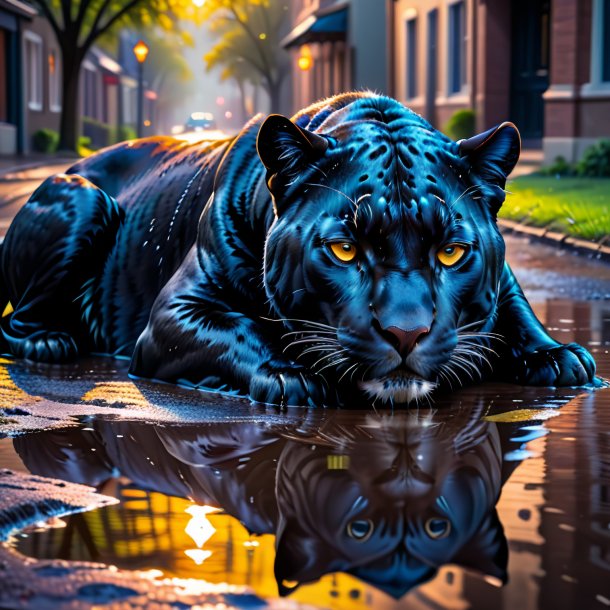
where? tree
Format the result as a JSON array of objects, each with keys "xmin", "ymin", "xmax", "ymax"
[
  {"xmin": 201, "ymin": 0, "xmax": 290, "ymax": 114},
  {"xmin": 29, "ymin": 0, "xmax": 200, "ymax": 151},
  {"xmin": 144, "ymin": 33, "xmax": 196, "ymax": 133}
]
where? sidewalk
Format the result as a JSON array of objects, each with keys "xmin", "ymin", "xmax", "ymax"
[{"xmin": 0, "ymin": 153, "xmax": 79, "ymax": 180}]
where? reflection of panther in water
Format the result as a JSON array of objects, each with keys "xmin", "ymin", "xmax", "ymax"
[
  {"xmin": 14, "ymin": 406, "xmax": 510, "ymax": 597},
  {"xmin": 274, "ymin": 408, "xmax": 507, "ymax": 597},
  {"xmin": 0, "ymin": 92, "xmax": 596, "ymax": 407}
]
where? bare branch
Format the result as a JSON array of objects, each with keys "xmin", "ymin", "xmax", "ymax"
[
  {"xmin": 74, "ymin": 0, "xmax": 95, "ymax": 31},
  {"xmin": 57, "ymin": 0, "xmax": 71, "ymax": 30},
  {"xmin": 228, "ymin": 5, "xmax": 273, "ymax": 81},
  {"xmin": 79, "ymin": 0, "xmax": 112, "ymax": 50},
  {"xmin": 28, "ymin": 0, "xmax": 62, "ymax": 40},
  {"xmin": 81, "ymin": 0, "xmax": 144, "ymax": 52}
]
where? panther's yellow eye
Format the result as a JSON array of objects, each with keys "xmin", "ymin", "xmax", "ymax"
[
  {"xmin": 437, "ymin": 244, "xmax": 466, "ymax": 267},
  {"xmin": 329, "ymin": 242, "xmax": 357, "ymax": 263}
]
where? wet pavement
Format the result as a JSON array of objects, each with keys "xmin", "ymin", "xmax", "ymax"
[{"xmin": 0, "ymin": 233, "xmax": 608, "ymax": 609}]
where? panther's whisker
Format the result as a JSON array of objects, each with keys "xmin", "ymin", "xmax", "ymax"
[
  {"xmin": 283, "ymin": 338, "xmax": 338, "ymax": 351},
  {"xmin": 455, "ymin": 348, "xmax": 493, "ymax": 371},
  {"xmin": 457, "ymin": 339, "xmax": 500, "ymax": 357},
  {"xmin": 456, "ymin": 318, "xmax": 489, "ymax": 332},
  {"xmin": 282, "ymin": 329, "xmax": 337, "ymax": 338},
  {"xmin": 283, "ymin": 337, "xmax": 340, "ymax": 350},
  {"xmin": 450, "ymin": 356, "xmax": 477, "ymax": 380},
  {"xmin": 311, "ymin": 349, "xmax": 349, "ymax": 369},
  {"xmin": 436, "ymin": 369, "xmax": 454, "ymax": 390},
  {"xmin": 450, "ymin": 184, "xmax": 483, "ymax": 208},
  {"xmin": 304, "ymin": 183, "xmax": 357, "ymax": 209},
  {"xmin": 299, "ymin": 344, "xmax": 339, "ymax": 354},
  {"xmin": 455, "ymin": 342, "xmax": 494, "ymax": 360},
  {"xmin": 452, "ymin": 354, "xmax": 481, "ymax": 380},
  {"xmin": 316, "ymin": 356, "xmax": 351, "ymax": 375},
  {"xmin": 439, "ymin": 362, "xmax": 462, "ymax": 387},
  {"xmin": 261, "ymin": 316, "xmax": 337, "ymax": 332},
  {"xmin": 459, "ymin": 331, "xmax": 506, "ymax": 342},
  {"xmin": 338, "ymin": 361, "xmax": 360, "ymax": 383}
]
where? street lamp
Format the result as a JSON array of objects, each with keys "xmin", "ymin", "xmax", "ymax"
[
  {"xmin": 133, "ymin": 39, "xmax": 149, "ymax": 138},
  {"xmin": 297, "ymin": 45, "xmax": 313, "ymax": 71}
]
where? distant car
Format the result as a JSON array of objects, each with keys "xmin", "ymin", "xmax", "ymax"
[{"xmin": 185, "ymin": 112, "xmax": 216, "ymax": 132}]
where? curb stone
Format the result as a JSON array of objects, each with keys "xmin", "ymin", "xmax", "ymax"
[{"xmin": 498, "ymin": 218, "xmax": 610, "ymax": 264}]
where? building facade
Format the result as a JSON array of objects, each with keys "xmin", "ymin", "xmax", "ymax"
[
  {"xmin": 21, "ymin": 13, "xmax": 62, "ymax": 150},
  {"xmin": 282, "ymin": 0, "xmax": 392, "ymax": 114},
  {"xmin": 0, "ymin": 0, "xmax": 35, "ymax": 154},
  {"xmin": 392, "ymin": 0, "xmax": 610, "ymax": 162},
  {"xmin": 1, "ymin": 6, "xmax": 158, "ymax": 156}
]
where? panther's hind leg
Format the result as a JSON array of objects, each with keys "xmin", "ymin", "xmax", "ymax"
[{"xmin": 0, "ymin": 174, "xmax": 123, "ymax": 362}]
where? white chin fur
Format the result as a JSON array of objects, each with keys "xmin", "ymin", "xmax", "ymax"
[{"xmin": 358, "ymin": 376, "xmax": 436, "ymax": 404}]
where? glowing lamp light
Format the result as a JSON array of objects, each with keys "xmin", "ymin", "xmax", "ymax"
[
  {"xmin": 184, "ymin": 504, "xmax": 218, "ymax": 548},
  {"xmin": 297, "ymin": 52, "xmax": 312, "ymax": 71},
  {"xmin": 133, "ymin": 39, "xmax": 149, "ymax": 64}
]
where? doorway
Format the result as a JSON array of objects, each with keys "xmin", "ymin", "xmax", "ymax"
[{"xmin": 510, "ymin": 0, "xmax": 551, "ymax": 144}]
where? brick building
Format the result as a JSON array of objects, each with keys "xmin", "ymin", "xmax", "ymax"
[
  {"xmin": 392, "ymin": 0, "xmax": 610, "ymax": 162},
  {"xmin": 282, "ymin": 0, "xmax": 391, "ymax": 114}
]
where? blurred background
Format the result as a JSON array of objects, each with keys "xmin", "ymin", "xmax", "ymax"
[{"xmin": 1, "ymin": 0, "xmax": 608, "ymax": 161}]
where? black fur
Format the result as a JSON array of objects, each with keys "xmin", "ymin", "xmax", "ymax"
[{"xmin": 0, "ymin": 93, "xmax": 597, "ymax": 406}]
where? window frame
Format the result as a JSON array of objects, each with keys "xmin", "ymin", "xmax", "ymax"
[
  {"xmin": 23, "ymin": 30, "xmax": 44, "ymax": 112},
  {"xmin": 48, "ymin": 48, "xmax": 61, "ymax": 113},
  {"xmin": 582, "ymin": 0, "xmax": 610, "ymax": 96},
  {"xmin": 447, "ymin": 0, "xmax": 467, "ymax": 96},
  {"xmin": 405, "ymin": 16, "xmax": 418, "ymax": 100}
]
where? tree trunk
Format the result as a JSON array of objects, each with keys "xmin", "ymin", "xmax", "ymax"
[
  {"xmin": 234, "ymin": 78, "xmax": 248, "ymax": 124},
  {"xmin": 58, "ymin": 48, "xmax": 83, "ymax": 153},
  {"xmin": 268, "ymin": 81, "xmax": 281, "ymax": 115}
]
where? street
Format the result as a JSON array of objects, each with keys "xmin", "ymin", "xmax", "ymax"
[{"xmin": 0, "ymin": 162, "xmax": 74, "ymax": 238}]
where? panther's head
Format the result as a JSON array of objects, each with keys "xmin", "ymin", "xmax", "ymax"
[{"xmin": 257, "ymin": 94, "xmax": 520, "ymax": 405}]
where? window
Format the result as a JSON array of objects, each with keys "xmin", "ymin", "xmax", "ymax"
[
  {"xmin": 49, "ymin": 49, "xmax": 61, "ymax": 112},
  {"xmin": 586, "ymin": 0, "xmax": 610, "ymax": 90},
  {"xmin": 24, "ymin": 31, "xmax": 43, "ymax": 111},
  {"xmin": 406, "ymin": 18, "xmax": 417, "ymax": 99},
  {"xmin": 448, "ymin": 1, "xmax": 466, "ymax": 95},
  {"xmin": 603, "ymin": 0, "xmax": 610, "ymax": 82},
  {"xmin": 83, "ymin": 65, "xmax": 98, "ymax": 119}
]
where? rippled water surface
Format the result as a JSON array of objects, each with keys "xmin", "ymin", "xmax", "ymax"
[{"xmin": 0, "ymin": 236, "xmax": 609, "ymax": 609}]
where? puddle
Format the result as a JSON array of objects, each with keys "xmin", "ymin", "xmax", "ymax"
[
  {"xmin": 1, "ymin": 379, "xmax": 609, "ymax": 609},
  {"xmin": 0, "ymin": 242, "xmax": 609, "ymax": 609}
]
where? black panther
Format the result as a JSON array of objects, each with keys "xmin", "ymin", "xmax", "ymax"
[{"xmin": 0, "ymin": 92, "xmax": 597, "ymax": 406}]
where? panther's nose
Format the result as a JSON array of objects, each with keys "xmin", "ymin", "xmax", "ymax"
[{"xmin": 382, "ymin": 325, "xmax": 429, "ymax": 357}]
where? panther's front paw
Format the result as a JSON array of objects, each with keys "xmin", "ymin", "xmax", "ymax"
[
  {"xmin": 249, "ymin": 362, "xmax": 327, "ymax": 407},
  {"xmin": 3, "ymin": 330, "xmax": 79, "ymax": 363},
  {"xmin": 516, "ymin": 343, "xmax": 596, "ymax": 387}
]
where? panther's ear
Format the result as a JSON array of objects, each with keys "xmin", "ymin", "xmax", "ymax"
[
  {"xmin": 257, "ymin": 114, "xmax": 328, "ymax": 181},
  {"xmin": 458, "ymin": 122, "xmax": 521, "ymax": 188},
  {"xmin": 452, "ymin": 509, "xmax": 508, "ymax": 584}
]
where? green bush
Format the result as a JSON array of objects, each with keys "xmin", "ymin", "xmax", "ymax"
[
  {"xmin": 540, "ymin": 155, "xmax": 577, "ymax": 177},
  {"xmin": 117, "ymin": 126, "xmax": 137, "ymax": 142},
  {"xmin": 78, "ymin": 136, "xmax": 92, "ymax": 149},
  {"xmin": 82, "ymin": 117, "xmax": 114, "ymax": 149},
  {"xmin": 32, "ymin": 128, "xmax": 59, "ymax": 153},
  {"xmin": 442, "ymin": 109, "xmax": 476, "ymax": 141},
  {"xmin": 577, "ymin": 139, "xmax": 610, "ymax": 177}
]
